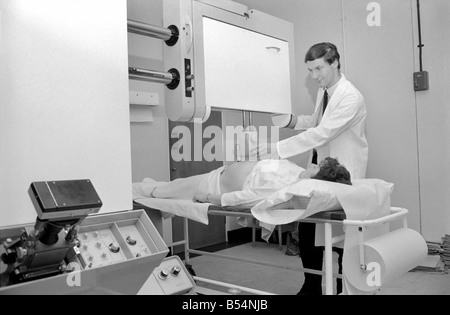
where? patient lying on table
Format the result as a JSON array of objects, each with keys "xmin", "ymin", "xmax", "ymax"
[{"xmin": 133, "ymin": 157, "xmax": 351, "ymax": 210}]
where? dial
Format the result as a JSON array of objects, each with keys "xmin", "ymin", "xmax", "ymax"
[
  {"xmin": 159, "ymin": 269, "xmax": 169, "ymax": 280},
  {"xmin": 108, "ymin": 243, "xmax": 120, "ymax": 253},
  {"xmin": 126, "ymin": 236, "xmax": 137, "ymax": 246},
  {"xmin": 171, "ymin": 265, "xmax": 181, "ymax": 276}
]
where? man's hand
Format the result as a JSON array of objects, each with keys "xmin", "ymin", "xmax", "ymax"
[
  {"xmin": 249, "ymin": 142, "xmax": 280, "ymax": 160},
  {"xmin": 299, "ymin": 164, "xmax": 320, "ymax": 179},
  {"xmin": 246, "ymin": 143, "xmax": 260, "ymax": 160}
]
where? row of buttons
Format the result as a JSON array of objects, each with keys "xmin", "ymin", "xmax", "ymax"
[
  {"xmin": 79, "ymin": 233, "xmax": 137, "ymax": 246},
  {"xmin": 80, "ymin": 242, "xmax": 120, "ymax": 253}
]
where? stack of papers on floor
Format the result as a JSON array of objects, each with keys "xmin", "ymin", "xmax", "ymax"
[
  {"xmin": 442, "ymin": 234, "xmax": 450, "ymax": 271},
  {"xmin": 412, "ymin": 255, "xmax": 444, "ymax": 273},
  {"xmin": 411, "ymin": 240, "xmax": 445, "ymax": 273},
  {"xmin": 427, "ymin": 241, "xmax": 443, "ymax": 255}
]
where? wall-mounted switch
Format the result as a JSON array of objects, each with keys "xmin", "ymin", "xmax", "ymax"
[{"xmin": 413, "ymin": 71, "xmax": 429, "ymax": 91}]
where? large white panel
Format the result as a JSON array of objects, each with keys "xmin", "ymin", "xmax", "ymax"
[
  {"xmin": 203, "ymin": 17, "xmax": 291, "ymax": 114},
  {"xmin": 0, "ymin": 0, "xmax": 132, "ymax": 226},
  {"xmin": 235, "ymin": 0, "xmax": 345, "ymax": 115},
  {"xmin": 164, "ymin": 0, "xmax": 295, "ymax": 121}
]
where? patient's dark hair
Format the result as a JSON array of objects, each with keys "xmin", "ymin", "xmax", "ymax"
[{"xmin": 313, "ymin": 157, "xmax": 352, "ymax": 185}]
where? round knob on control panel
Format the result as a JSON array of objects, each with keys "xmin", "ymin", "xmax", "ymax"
[
  {"xmin": 108, "ymin": 243, "xmax": 120, "ymax": 253},
  {"xmin": 16, "ymin": 247, "xmax": 27, "ymax": 259},
  {"xmin": 159, "ymin": 268, "xmax": 169, "ymax": 280},
  {"xmin": 126, "ymin": 236, "xmax": 137, "ymax": 246},
  {"xmin": 171, "ymin": 265, "xmax": 181, "ymax": 276}
]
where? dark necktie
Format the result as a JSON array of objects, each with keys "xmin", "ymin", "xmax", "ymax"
[
  {"xmin": 323, "ymin": 89, "xmax": 329, "ymax": 114},
  {"xmin": 313, "ymin": 90, "xmax": 329, "ymax": 164}
]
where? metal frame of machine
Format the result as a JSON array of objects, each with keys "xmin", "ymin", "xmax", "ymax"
[
  {"xmin": 0, "ymin": 180, "xmax": 169, "ymax": 295},
  {"xmin": 129, "ymin": 0, "xmax": 295, "ymax": 122},
  {"xmin": 0, "ymin": 209, "xmax": 169, "ymax": 295},
  {"xmin": 165, "ymin": 207, "xmax": 410, "ymax": 295}
]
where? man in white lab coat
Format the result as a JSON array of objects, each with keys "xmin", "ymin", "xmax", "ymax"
[
  {"xmin": 255, "ymin": 42, "xmax": 368, "ymax": 295},
  {"xmin": 258, "ymin": 43, "xmax": 368, "ymax": 178}
]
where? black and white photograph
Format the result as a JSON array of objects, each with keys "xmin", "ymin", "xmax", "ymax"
[{"xmin": 0, "ymin": 0, "xmax": 449, "ymax": 299}]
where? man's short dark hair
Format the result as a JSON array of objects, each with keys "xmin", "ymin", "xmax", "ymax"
[
  {"xmin": 313, "ymin": 157, "xmax": 352, "ymax": 185},
  {"xmin": 305, "ymin": 42, "xmax": 341, "ymax": 70}
]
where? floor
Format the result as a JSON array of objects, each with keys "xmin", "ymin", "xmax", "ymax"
[{"xmin": 187, "ymin": 241, "xmax": 450, "ymax": 295}]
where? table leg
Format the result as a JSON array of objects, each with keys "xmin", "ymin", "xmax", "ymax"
[{"xmin": 324, "ymin": 222, "xmax": 333, "ymax": 295}]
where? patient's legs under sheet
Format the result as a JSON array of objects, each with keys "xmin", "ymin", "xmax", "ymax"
[
  {"xmin": 152, "ymin": 167, "xmax": 223, "ymax": 200},
  {"xmin": 152, "ymin": 173, "xmax": 209, "ymax": 200}
]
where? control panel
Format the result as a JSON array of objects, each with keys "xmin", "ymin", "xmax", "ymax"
[
  {"xmin": 77, "ymin": 229, "xmax": 127, "ymax": 269},
  {"xmin": 0, "ymin": 210, "xmax": 169, "ymax": 295},
  {"xmin": 138, "ymin": 256, "xmax": 195, "ymax": 295},
  {"xmin": 77, "ymin": 217, "xmax": 159, "ymax": 270},
  {"xmin": 119, "ymin": 224, "xmax": 155, "ymax": 258}
]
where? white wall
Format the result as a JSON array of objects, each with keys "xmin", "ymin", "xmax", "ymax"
[
  {"xmin": 412, "ymin": 0, "xmax": 450, "ymax": 241},
  {"xmin": 236, "ymin": 0, "xmax": 450, "ymax": 240},
  {"xmin": 0, "ymin": 0, "xmax": 132, "ymax": 226},
  {"xmin": 343, "ymin": 0, "xmax": 421, "ymax": 232},
  {"xmin": 127, "ymin": 0, "xmax": 170, "ymax": 183},
  {"xmin": 127, "ymin": 0, "xmax": 173, "ymax": 244}
]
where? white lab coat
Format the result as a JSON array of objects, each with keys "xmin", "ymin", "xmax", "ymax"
[{"xmin": 277, "ymin": 74, "xmax": 368, "ymax": 179}]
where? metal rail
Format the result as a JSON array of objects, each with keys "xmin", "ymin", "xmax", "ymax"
[
  {"xmin": 127, "ymin": 20, "xmax": 181, "ymax": 87},
  {"xmin": 128, "ymin": 67, "xmax": 180, "ymax": 89},
  {"xmin": 127, "ymin": 19, "xmax": 178, "ymax": 46}
]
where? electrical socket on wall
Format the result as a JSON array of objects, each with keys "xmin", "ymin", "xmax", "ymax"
[{"xmin": 413, "ymin": 71, "xmax": 429, "ymax": 91}]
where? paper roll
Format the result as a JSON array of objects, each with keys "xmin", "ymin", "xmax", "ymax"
[{"xmin": 343, "ymin": 228, "xmax": 427, "ymax": 292}]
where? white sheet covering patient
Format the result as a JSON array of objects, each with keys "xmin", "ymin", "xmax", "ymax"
[
  {"xmin": 133, "ymin": 159, "xmax": 313, "ymax": 241},
  {"xmin": 134, "ymin": 158, "xmax": 353, "ymax": 239},
  {"xmin": 133, "ymin": 159, "xmax": 313, "ymax": 209}
]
